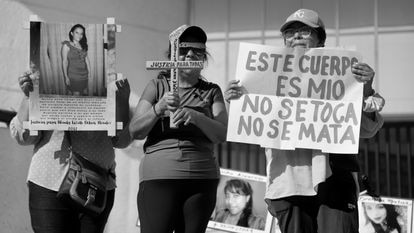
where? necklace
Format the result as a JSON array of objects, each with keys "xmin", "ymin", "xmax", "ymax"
[{"xmin": 71, "ymin": 42, "xmax": 82, "ymax": 50}]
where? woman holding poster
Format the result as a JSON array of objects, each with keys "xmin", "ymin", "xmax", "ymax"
[
  {"xmin": 11, "ymin": 68, "xmax": 131, "ymax": 233},
  {"xmin": 129, "ymin": 25, "xmax": 228, "ymax": 233},
  {"xmin": 61, "ymin": 24, "xmax": 91, "ymax": 96},
  {"xmin": 225, "ymin": 9, "xmax": 385, "ymax": 233}
]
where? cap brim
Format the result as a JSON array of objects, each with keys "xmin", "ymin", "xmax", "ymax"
[{"xmin": 280, "ymin": 19, "xmax": 319, "ymax": 32}]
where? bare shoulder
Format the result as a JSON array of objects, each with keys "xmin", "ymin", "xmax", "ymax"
[{"xmin": 61, "ymin": 41, "xmax": 70, "ymax": 49}]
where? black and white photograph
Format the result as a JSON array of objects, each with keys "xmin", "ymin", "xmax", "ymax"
[
  {"xmin": 1, "ymin": 1, "xmax": 414, "ymax": 233},
  {"xmin": 358, "ymin": 195, "xmax": 413, "ymax": 233}
]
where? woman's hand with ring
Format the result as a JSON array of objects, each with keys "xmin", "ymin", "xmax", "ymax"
[
  {"xmin": 172, "ymin": 107, "xmax": 201, "ymax": 126},
  {"xmin": 157, "ymin": 92, "xmax": 180, "ymax": 114}
]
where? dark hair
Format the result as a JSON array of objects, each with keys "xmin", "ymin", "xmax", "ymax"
[
  {"xmin": 69, "ymin": 24, "xmax": 88, "ymax": 51},
  {"xmin": 224, "ymin": 179, "xmax": 253, "ymax": 227},
  {"xmin": 363, "ymin": 203, "xmax": 401, "ymax": 233}
]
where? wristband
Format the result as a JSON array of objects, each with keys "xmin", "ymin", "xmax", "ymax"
[{"xmin": 152, "ymin": 104, "xmax": 162, "ymax": 118}]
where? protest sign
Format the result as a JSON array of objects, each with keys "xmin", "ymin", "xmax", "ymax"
[
  {"xmin": 27, "ymin": 19, "xmax": 119, "ymax": 135},
  {"xmin": 227, "ymin": 43, "xmax": 363, "ymax": 153}
]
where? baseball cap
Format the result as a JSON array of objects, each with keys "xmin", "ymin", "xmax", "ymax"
[
  {"xmin": 280, "ymin": 9, "xmax": 326, "ymax": 44},
  {"xmin": 177, "ymin": 25, "xmax": 207, "ymax": 49}
]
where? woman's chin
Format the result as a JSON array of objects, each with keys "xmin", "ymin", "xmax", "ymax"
[
  {"xmin": 180, "ymin": 70, "xmax": 200, "ymax": 77},
  {"xmin": 228, "ymin": 209, "xmax": 242, "ymax": 216}
]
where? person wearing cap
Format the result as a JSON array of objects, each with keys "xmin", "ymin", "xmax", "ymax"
[
  {"xmin": 129, "ymin": 25, "xmax": 228, "ymax": 233},
  {"xmin": 224, "ymin": 9, "xmax": 385, "ymax": 233}
]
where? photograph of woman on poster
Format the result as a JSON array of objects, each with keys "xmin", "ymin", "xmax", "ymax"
[
  {"xmin": 61, "ymin": 24, "xmax": 91, "ymax": 96},
  {"xmin": 209, "ymin": 169, "xmax": 272, "ymax": 233},
  {"xmin": 33, "ymin": 22, "xmax": 107, "ymax": 97},
  {"xmin": 213, "ymin": 179, "xmax": 265, "ymax": 230},
  {"xmin": 361, "ymin": 202, "xmax": 404, "ymax": 233},
  {"xmin": 358, "ymin": 195, "xmax": 413, "ymax": 233}
]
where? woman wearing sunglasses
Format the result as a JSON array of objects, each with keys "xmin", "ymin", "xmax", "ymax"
[{"xmin": 129, "ymin": 25, "xmax": 228, "ymax": 233}]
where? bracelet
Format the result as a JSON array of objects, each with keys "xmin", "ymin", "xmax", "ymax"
[
  {"xmin": 152, "ymin": 104, "xmax": 162, "ymax": 118},
  {"xmin": 363, "ymin": 92, "xmax": 384, "ymax": 112}
]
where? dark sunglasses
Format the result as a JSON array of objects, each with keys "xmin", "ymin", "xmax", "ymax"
[{"xmin": 179, "ymin": 47, "xmax": 206, "ymax": 58}]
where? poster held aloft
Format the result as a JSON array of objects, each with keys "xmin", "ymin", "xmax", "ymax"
[
  {"xmin": 25, "ymin": 17, "xmax": 121, "ymax": 136},
  {"xmin": 227, "ymin": 43, "xmax": 363, "ymax": 154}
]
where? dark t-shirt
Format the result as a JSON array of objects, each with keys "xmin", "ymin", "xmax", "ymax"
[{"xmin": 139, "ymin": 75, "xmax": 224, "ymax": 181}]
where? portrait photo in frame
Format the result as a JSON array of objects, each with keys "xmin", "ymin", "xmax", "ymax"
[
  {"xmin": 28, "ymin": 20, "xmax": 118, "ymax": 134},
  {"xmin": 208, "ymin": 168, "xmax": 273, "ymax": 233},
  {"xmin": 358, "ymin": 195, "xmax": 413, "ymax": 233}
]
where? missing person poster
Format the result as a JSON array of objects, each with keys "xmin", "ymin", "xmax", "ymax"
[
  {"xmin": 208, "ymin": 169, "xmax": 275, "ymax": 233},
  {"xmin": 28, "ymin": 21, "xmax": 118, "ymax": 134},
  {"xmin": 358, "ymin": 195, "xmax": 413, "ymax": 233},
  {"xmin": 227, "ymin": 43, "xmax": 363, "ymax": 154}
]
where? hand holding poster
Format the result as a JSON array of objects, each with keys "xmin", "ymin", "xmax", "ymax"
[{"xmin": 227, "ymin": 43, "xmax": 363, "ymax": 153}]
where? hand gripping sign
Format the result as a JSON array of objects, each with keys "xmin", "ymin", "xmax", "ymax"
[{"xmin": 146, "ymin": 25, "xmax": 204, "ymax": 128}]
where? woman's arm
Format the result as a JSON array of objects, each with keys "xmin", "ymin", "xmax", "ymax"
[
  {"xmin": 11, "ymin": 72, "xmax": 42, "ymax": 144},
  {"xmin": 129, "ymin": 99, "xmax": 159, "ymax": 140},
  {"xmin": 10, "ymin": 97, "xmax": 40, "ymax": 145},
  {"xmin": 85, "ymin": 54, "xmax": 91, "ymax": 79},
  {"xmin": 352, "ymin": 62, "xmax": 385, "ymax": 138},
  {"xmin": 112, "ymin": 79, "xmax": 132, "ymax": 148},
  {"xmin": 61, "ymin": 43, "xmax": 70, "ymax": 86},
  {"xmin": 360, "ymin": 111, "xmax": 384, "ymax": 139},
  {"xmin": 129, "ymin": 81, "xmax": 180, "ymax": 140}
]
